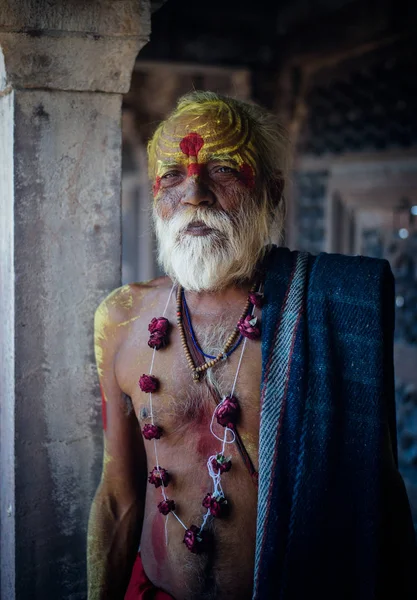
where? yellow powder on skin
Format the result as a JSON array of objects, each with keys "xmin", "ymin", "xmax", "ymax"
[
  {"xmin": 94, "ymin": 301, "xmax": 110, "ymax": 380},
  {"xmin": 117, "ymin": 316, "xmax": 140, "ymax": 328},
  {"xmin": 240, "ymin": 432, "xmax": 259, "ymax": 467},
  {"xmin": 102, "ymin": 438, "xmax": 113, "ymax": 473},
  {"xmin": 111, "ymin": 285, "xmax": 133, "ymax": 310}
]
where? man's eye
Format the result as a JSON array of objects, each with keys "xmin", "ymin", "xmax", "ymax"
[
  {"xmin": 214, "ymin": 166, "xmax": 236, "ymax": 174},
  {"xmin": 161, "ymin": 170, "xmax": 182, "ymax": 179}
]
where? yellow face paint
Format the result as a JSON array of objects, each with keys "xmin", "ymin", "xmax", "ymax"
[{"xmin": 149, "ymin": 99, "xmax": 258, "ymax": 197}]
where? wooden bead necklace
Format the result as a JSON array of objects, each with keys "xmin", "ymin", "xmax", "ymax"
[{"xmin": 176, "ymin": 282, "xmax": 258, "ymax": 382}]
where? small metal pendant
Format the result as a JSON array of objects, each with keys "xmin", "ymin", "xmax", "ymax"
[{"xmin": 192, "ymin": 371, "xmax": 200, "ymax": 382}]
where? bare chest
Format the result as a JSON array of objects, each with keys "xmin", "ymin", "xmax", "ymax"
[{"xmin": 115, "ymin": 306, "xmax": 262, "ymax": 457}]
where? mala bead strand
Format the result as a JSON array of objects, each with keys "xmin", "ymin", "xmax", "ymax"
[
  {"xmin": 176, "ymin": 285, "xmax": 200, "ymax": 380},
  {"xmin": 177, "ymin": 282, "xmax": 259, "ymax": 382}
]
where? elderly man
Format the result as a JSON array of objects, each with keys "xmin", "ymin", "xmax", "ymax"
[{"xmin": 87, "ymin": 92, "xmax": 415, "ymax": 600}]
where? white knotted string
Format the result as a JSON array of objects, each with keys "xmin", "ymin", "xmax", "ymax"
[
  {"xmin": 200, "ymin": 509, "xmax": 212, "ymax": 531},
  {"xmin": 200, "ymin": 301, "xmax": 258, "ymax": 532},
  {"xmin": 209, "ymin": 406, "xmax": 236, "ymax": 444},
  {"xmin": 206, "ymin": 454, "xmax": 225, "ymax": 497}
]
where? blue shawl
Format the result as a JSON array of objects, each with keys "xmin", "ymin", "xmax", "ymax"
[{"xmin": 255, "ymin": 247, "xmax": 416, "ymax": 599}]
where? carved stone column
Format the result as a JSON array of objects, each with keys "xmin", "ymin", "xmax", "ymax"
[{"xmin": 0, "ymin": 2, "xmax": 150, "ymax": 598}]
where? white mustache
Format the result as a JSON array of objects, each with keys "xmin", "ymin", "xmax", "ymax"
[{"xmin": 167, "ymin": 208, "xmax": 235, "ymax": 240}]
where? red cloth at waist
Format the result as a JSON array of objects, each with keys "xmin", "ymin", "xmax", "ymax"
[{"xmin": 125, "ymin": 553, "xmax": 175, "ymax": 600}]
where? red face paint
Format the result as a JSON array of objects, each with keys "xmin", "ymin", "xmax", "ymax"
[
  {"xmin": 153, "ymin": 176, "xmax": 161, "ymax": 198},
  {"xmin": 153, "ymin": 128, "xmax": 258, "ymax": 197},
  {"xmin": 182, "ymin": 133, "xmax": 205, "ymax": 178},
  {"xmin": 187, "ymin": 163, "xmax": 203, "ymax": 177},
  {"xmin": 239, "ymin": 163, "xmax": 255, "ymax": 189},
  {"xmin": 100, "ymin": 383, "xmax": 107, "ymax": 431}
]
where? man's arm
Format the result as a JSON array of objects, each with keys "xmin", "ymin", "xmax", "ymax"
[{"xmin": 87, "ymin": 291, "xmax": 147, "ymax": 600}]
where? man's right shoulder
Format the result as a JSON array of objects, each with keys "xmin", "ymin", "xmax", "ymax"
[
  {"xmin": 94, "ymin": 276, "xmax": 173, "ymax": 369},
  {"xmin": 94, "ymin": 276, "xmax": 172, "ymax": 329}
]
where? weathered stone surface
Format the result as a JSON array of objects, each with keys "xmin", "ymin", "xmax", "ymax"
[
  {"xmin": 0, "ymin": 0, "xmax": 151, "ymax": 37},
  {"xmin": 0, "ymin": 32, "xmax": 148, "ymax": 93},
  {"xmin": 0, "ymin": 2, "xmax": 150, "ymax": 596},
  {"xmin": 0, "ymin": 47, "xmax": 15, "ymax": 600},
  {"xmin": 0, "ymin": 0, "xmax": 150, "ymax": 93},
  {"xmin": 12, "ymin": 89, "xmax": 122, "ymax": 598}
]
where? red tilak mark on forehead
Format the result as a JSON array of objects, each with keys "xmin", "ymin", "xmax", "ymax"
[
  {"xmin": 100, "ymin": 383, "xmax": 107, "ymax": 431},
  {"xmin": 187, "ymin": 163, "xmax": 203, "ymax": 177},
  {"xmin": 153, "ymin": 176, "xmax": 161, "ymax": 197},
  {"xmin": 239, "ymin": 163, "xmax": 255, "ymax": 189},
  {"xmin": 179, "ymin": 132, "xmax": 204, "ymax": 157}
]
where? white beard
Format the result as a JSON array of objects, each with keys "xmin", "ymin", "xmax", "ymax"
[{"xmin": 153, "ymin": 204, "xmax": 271, "ymax": 292}]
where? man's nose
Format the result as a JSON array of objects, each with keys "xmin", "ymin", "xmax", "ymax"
[{"xmin": 180, "ymin": 176, "xmax": 215, "ymax": 207}]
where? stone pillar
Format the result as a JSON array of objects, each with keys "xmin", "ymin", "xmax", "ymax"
[{"xmin": 0, "ymin": 2, "xmax": 150, "ymax": 598}]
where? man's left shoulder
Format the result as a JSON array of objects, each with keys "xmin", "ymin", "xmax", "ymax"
[{"xmin": 309, "ymin": 251, "xmax": 394, "ymax": 299}]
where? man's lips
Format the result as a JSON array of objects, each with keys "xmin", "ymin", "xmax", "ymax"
[{"xmin": 184, "ymin": 221, "xmax": 214, "ymax": 236}]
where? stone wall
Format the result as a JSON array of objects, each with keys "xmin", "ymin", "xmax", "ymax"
[{"xmin": 0, "ymin": 2, "xmax": 150, "ymax": 598}]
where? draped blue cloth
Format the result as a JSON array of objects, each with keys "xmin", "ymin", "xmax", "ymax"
[{"xmin": 254, "ymin": 246, "xmax": 416, "ymax": 600}]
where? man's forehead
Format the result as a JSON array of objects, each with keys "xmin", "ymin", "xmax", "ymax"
[
  {"xmin": 161, "ymin": 110, "xmax": 227, "ymax": 139},
  {"xmin": 153, "ymin": 104, "xmax": 258, "ymax": 169}
]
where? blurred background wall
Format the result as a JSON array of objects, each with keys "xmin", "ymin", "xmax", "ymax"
[{"xmin": 123, "ymin": 0, "xmax": 417, "ymax": 530}]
